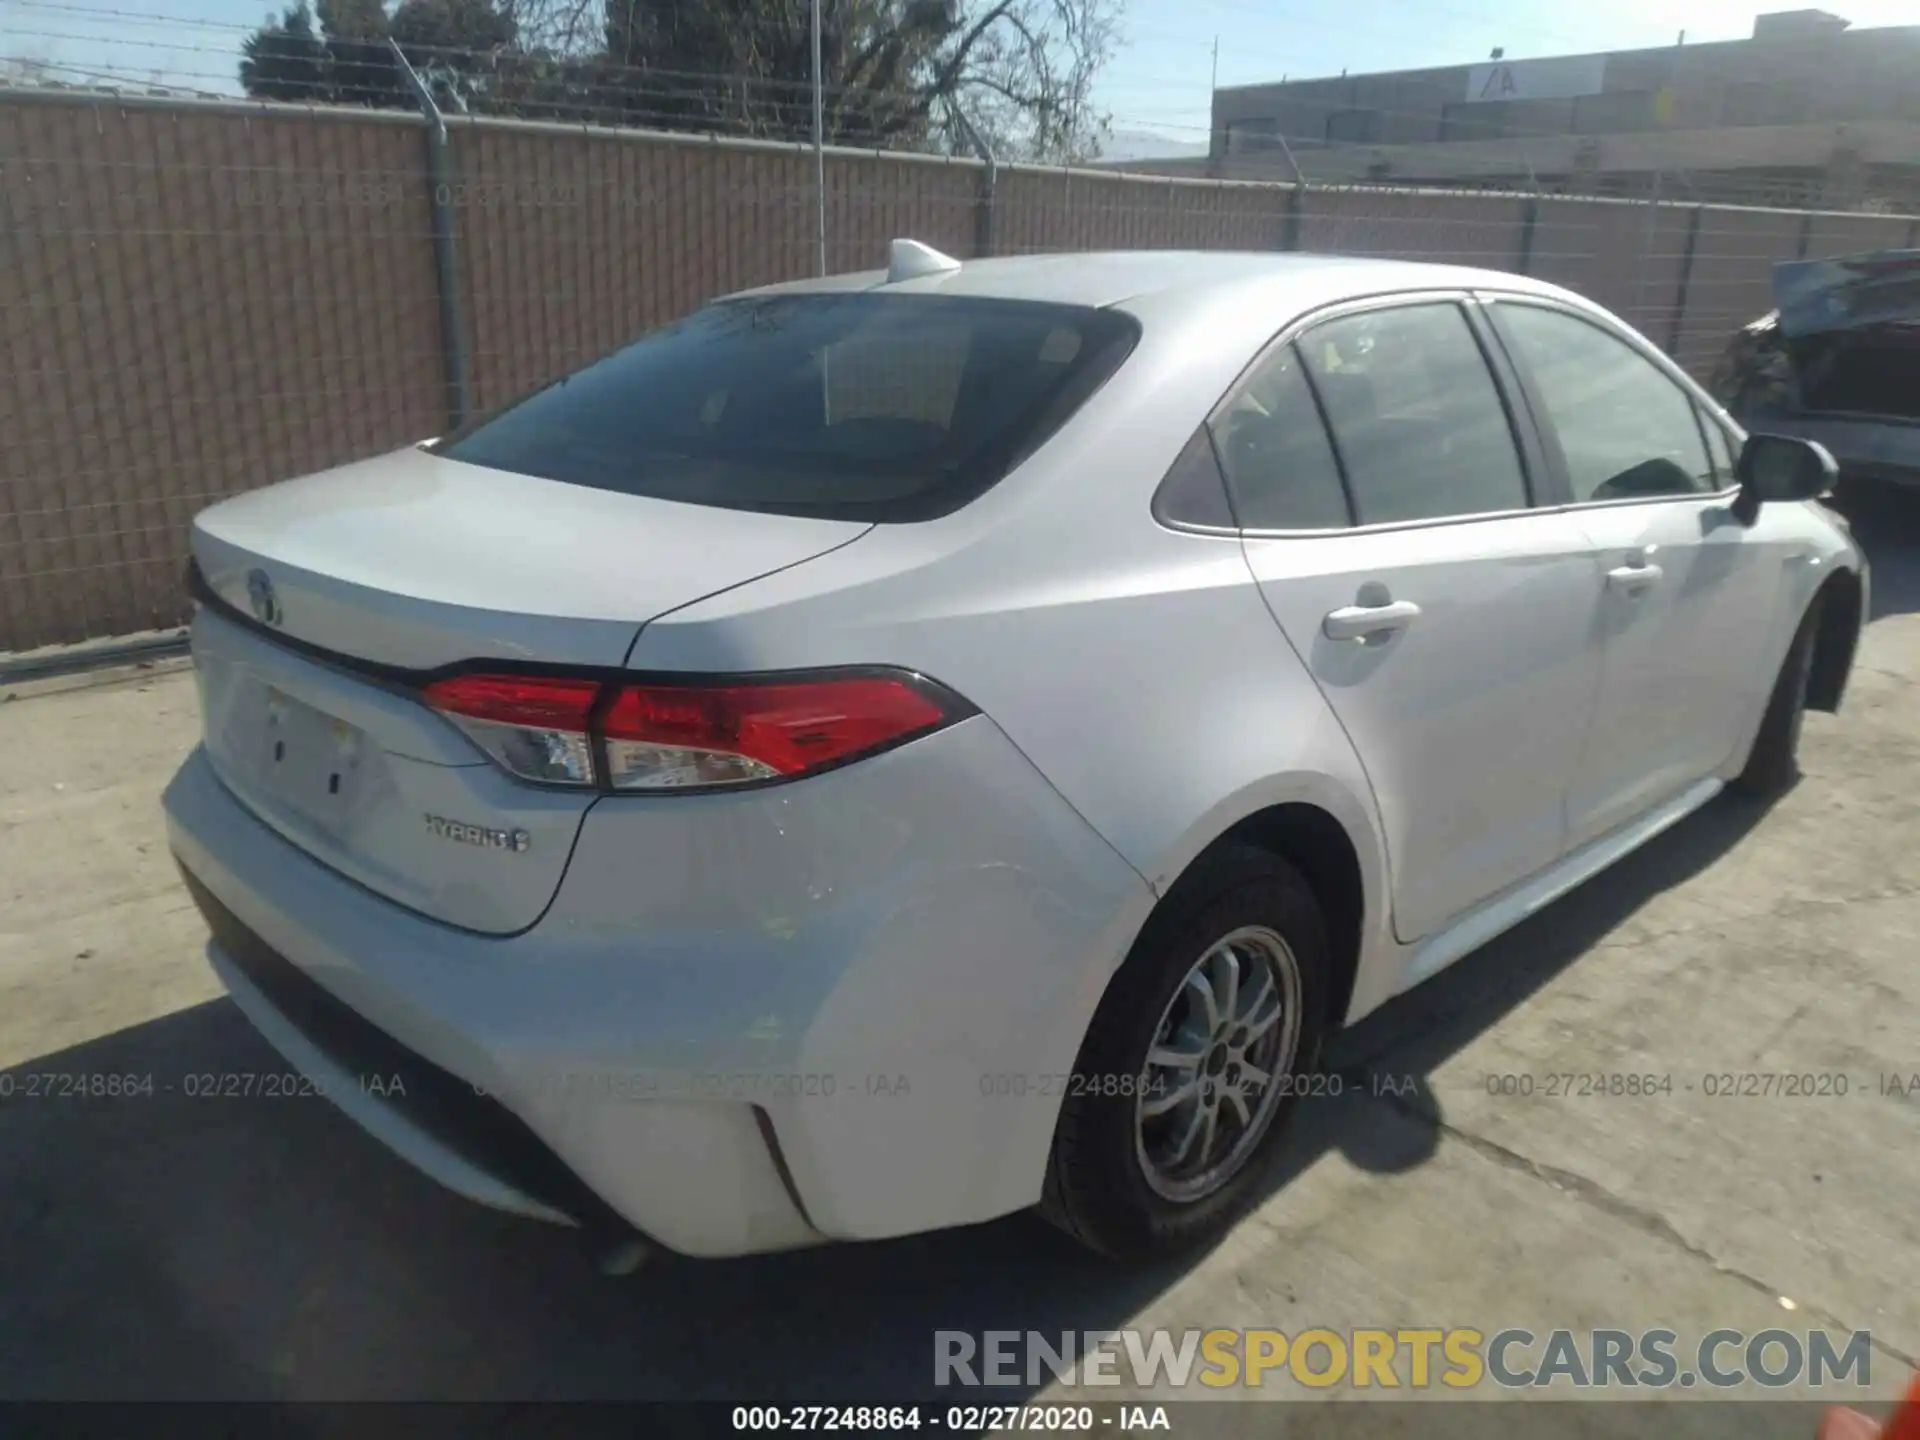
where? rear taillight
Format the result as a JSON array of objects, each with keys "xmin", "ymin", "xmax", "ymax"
[
  {"xmin": 422, "ymin": 673, "xmax": 600, "ymax": 785},
  {"xmin": 600, "ymin": 677, "xmax": 952, "ymax": 790},
  {"xmin": 422, "ymin": 670, "xmax": 964, "ymax": 792}
]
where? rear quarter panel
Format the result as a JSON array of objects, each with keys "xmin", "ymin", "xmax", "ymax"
[{"xmin": 629, "ymin": 283, "xmax": 1400, "ymax": 1025}]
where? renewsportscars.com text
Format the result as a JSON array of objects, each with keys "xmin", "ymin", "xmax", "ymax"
[{"xmin": 935, "ymin": 1327, "xmax": 1875, "ymax": 1391}]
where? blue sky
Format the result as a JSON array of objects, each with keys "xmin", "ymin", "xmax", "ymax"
[{"xmin": 3, "ymin": 0, "xmax": 1916, "ymax": 141}]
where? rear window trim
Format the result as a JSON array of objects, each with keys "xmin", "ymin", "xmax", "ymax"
[{"xmin": 429, "ymin": 294, "xmax": 1143, "ymax": 524}]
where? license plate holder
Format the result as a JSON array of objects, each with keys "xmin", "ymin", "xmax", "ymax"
[{"xmin": 256, "ymin": 685, "xmax": 368, "ymax": 827}]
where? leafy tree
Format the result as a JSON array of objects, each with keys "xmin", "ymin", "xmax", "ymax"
[
  {"xmin": 238, "ymin": 5, "xmax": 330, "ymax": 102},
  {"xmin": 392, "ymin": 0, "xmax": 518, "ymax": 58},
  {"xmin": 318, "ymin": 0, "xmax": 406, "ymax": 106},
  {"xmin": 240, "ymin": 0, "xmax": 518, "ymax": 106},
  {"xmin": 393, "ymin": 0, "xmax": 520, "ymax": 106}
]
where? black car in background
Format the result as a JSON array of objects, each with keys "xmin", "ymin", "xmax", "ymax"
[{"xmin": 1712, "ymin": 249, "xmax": 1920, "ymax": 488}]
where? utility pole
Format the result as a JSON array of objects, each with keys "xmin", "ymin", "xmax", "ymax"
[
  {"xmin": 812, "ymin": 0, "xmax": 826, "ymax": 275},
  {"xmin": 389, "ymin": 38, "xmax": 470, "ymax": 430},
  {"xmin": 1209, "ymin": 35, "xmax": 1219, "ymax": 163}
]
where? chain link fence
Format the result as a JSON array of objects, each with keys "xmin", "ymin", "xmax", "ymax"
[{"xmin": 3, "ymin": 82, "xmax": 1916, "ymax": 654}]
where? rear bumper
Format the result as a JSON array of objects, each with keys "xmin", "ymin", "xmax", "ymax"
[
  {"xmin": 180, "ymin": 865, "xmax": 618, "ymax": 1231},
  {"xmin": 165, "ymin": 717, "xmax": 1150, "ymax": 1257}
]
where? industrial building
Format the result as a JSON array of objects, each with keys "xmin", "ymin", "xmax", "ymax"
[{"xmin": 1123, "ymin": 11, "xmax": 1920, "ymax": 211}]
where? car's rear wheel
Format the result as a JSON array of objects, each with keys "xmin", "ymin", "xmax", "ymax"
[
  {"xmin": 1732, "ymin": 595, "xmax": 1822, "ymax": 798},
  {"xmin": 1041, "ymin": 845, "xmax": 1331, "ymax": 1259}
]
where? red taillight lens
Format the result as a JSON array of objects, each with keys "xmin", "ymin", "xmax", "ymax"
[
  {"xmin": 424, "ymin": 674, "xmax": 601, "ymax": 731},
  {"xmin": 422, "ymin": 673, "xmax": 601, "ymax": 786},
  {"xmin": 422, "ymin": 670, "xmax": 961, "ymax": 792},
  {"xmin": 601, "ymin": 676, "xmax": 953, "ymax": 791}
]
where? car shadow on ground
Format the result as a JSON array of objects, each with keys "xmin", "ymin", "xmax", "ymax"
[{"xmin": 0, "ymin": 789, "xmax": 1783, "ymax": 1406}]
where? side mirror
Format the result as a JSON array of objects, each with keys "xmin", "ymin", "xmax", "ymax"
[{"xmin": 1731, "ymin": 433, "xmax": 1838, "ymax": 524}]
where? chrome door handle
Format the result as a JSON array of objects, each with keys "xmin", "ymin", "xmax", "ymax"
[
  {"xmin": 1605, "ymin": 563, "xmax": 1664, "ymax": 591},
  {"xmin": 1324, "ymin": 599, "xmax": 1422, "ymax": 642}
]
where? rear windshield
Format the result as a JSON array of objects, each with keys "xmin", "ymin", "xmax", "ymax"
[{"xmin": 435, "ymin": 293, "xmax": 1140, "ymax": 521}]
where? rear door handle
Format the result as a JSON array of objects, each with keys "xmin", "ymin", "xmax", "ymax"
[
  {"xmin": 1605, "ymin": 563, "xmax": 1664, "ymax": 592},
  {"xmin": 1324, "ymin": 599, "xmax": 1422, "ymax": 642}
]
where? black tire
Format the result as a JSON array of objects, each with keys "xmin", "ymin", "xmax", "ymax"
[
  {"xmin": 1040, "ymin": 844, "xmax": 1331, "ymax": 1260},
  {"xmin": 1731, "ymin": 595, "xmax": 1822, "ymax": 798}
]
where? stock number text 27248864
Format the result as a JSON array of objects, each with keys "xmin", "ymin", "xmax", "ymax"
[{"xmin": 731, "ymin": 1406, "xmax": 1105, "ymax": 1432}]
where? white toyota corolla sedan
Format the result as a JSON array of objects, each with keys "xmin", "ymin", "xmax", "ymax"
[{"xmin": 165, "ymin": 244, "xmax": 1866, "ymax": 1264}]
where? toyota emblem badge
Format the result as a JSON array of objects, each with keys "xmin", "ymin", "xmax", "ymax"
[{"xmin": 245, "ymin": 568, "xmax": 282, "ymax": 628}]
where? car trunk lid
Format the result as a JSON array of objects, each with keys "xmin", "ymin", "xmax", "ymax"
[
  {"xmin": 187, "ymin": 445, "xmax": 869, "ymax": 933},
  {"xmin": 191, "ymin": 444, "xmax": 870, "ymax": 670}
]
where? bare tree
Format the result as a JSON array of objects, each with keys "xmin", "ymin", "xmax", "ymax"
[
  {"xmin": 923, "ymin": 0, "xmax": 1116, "ymax": 160},
  {"xmin": 598, "ymin": 0, "xmax": 1119, "ymax": 161}
]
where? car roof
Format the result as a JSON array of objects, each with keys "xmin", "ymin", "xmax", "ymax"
[{"xmin": 722, "ymin": 247, "xmax": 1570, "ymax": 313}]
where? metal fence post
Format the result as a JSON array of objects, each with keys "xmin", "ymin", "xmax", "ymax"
[
  {"xmin": 1282, "ymin": 185, "xmax": 1304, "ymax": 251},
  {"xmin": 810, "ymin": 0, "xmax": 826, "ymax": 275},
  {"xmin": 1516, "ymin": 195, "xmax": 1540, "ymax": 275},
  {"xmin": 1666, "ymin": 206, "xmax": 1704, "ymax": 359},
  {"xmin": 950, "ymin": 104, "xmax": 997, "ymax": 258},
  {"xmin": 389, "ymin": 39, "xmax": 471, "ymax": 431}
]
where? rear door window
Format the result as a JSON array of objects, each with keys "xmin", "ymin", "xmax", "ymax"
[
  {"xmin": 1300, "ymin": 302, "xmax": 1530, "ymax": 525},
  {"xmin": 1208, "ymin": 343, "xmax": 1351, "ymax": 530},
  {"xmin": 1152, "ymin": 428, "xmax": 1237, "ymax": 529},
  {"xmin": 436, "ymin": 294, "xmax": 1139, "ymax": 522}
]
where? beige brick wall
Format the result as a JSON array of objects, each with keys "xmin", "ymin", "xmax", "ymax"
[{"xmin": 0, "ymin": 97, "xmax": 445, "ymax": 649}]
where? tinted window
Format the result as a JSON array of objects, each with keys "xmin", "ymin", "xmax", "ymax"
[
  {"xmin": 1209, "ymin": 343, "xmax": 1350, "ymax": 530},
  {"xmin": 1153, "ymin": 428, "xmax": 1236, "ymax": 529},
  {"xmin": 1496, "ymin": 304, "xmax": 1713, "ymax": 503},
  {"xmin": 1301, "ymin": 303, "xmax": 1528, "ymax": 525},
  {"xmin": 436, "ymin": 294, "xmax": 1139, "ymax": 522}
]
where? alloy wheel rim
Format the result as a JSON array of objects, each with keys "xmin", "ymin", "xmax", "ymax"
[{"xmin": 1133, "ymin": 924, "xmax": 1303, "ymax": 1203}]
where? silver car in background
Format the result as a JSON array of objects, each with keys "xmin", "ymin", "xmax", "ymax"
[{"xmin": 165, "ymin": 243, "xmax": 1865, "ymax": 1264}]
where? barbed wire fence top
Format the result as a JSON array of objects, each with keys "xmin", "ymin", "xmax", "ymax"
[{"xmin": 2, "ymin": 6, "xmax": 1916, "ymax": 653}]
